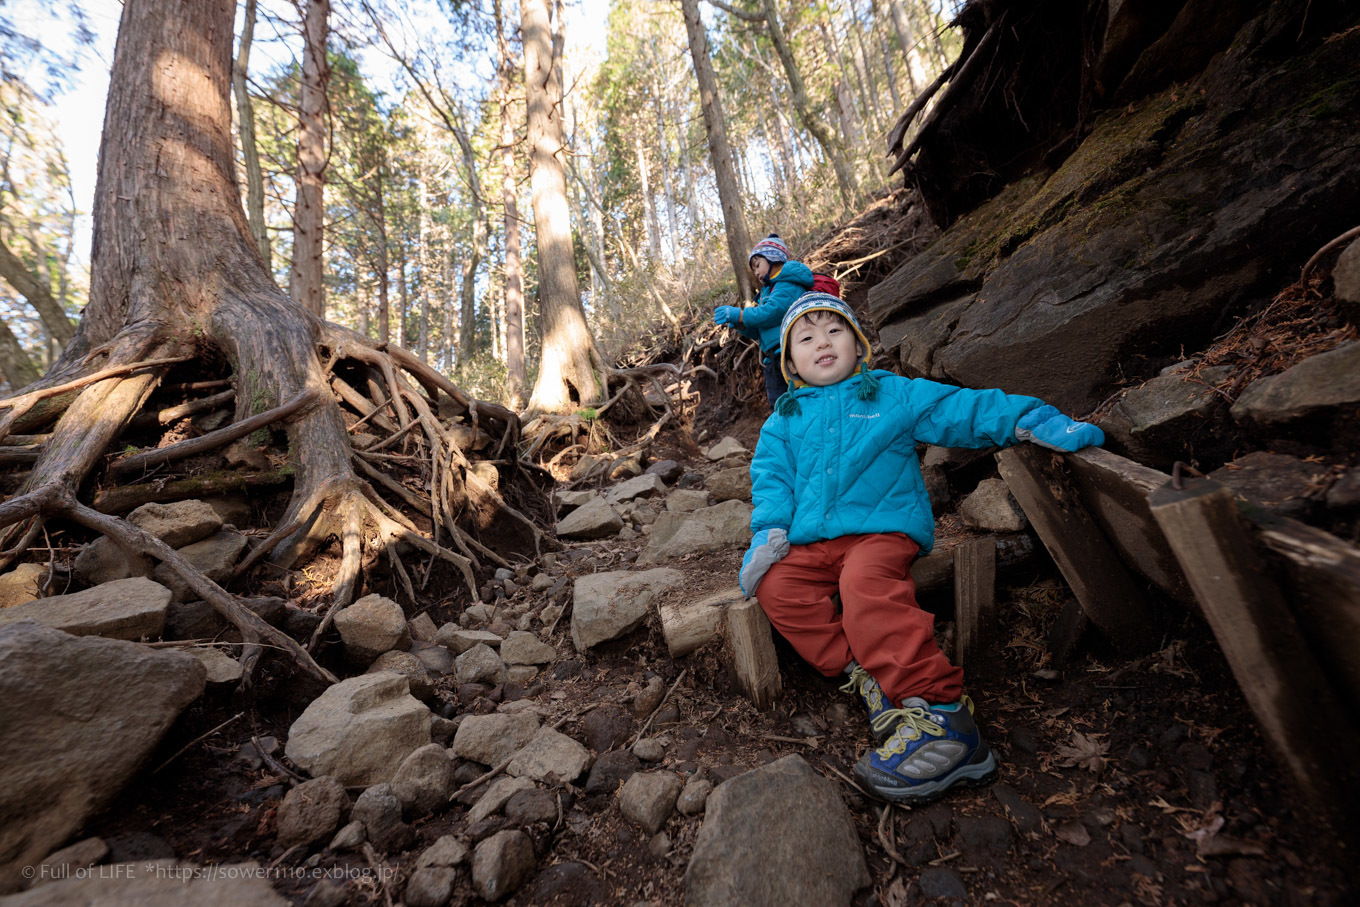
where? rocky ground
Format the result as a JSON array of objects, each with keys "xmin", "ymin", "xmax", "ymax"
[{"xmin": 2, "ymin": 414, "xmax": 1356, "ymax": 906}]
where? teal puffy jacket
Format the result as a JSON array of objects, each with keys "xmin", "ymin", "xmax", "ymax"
[
  {"xmin": 735, "ymin": 261, "xmax": 814, "ymax": 352},
  {"xmin": 749, "ymin": 370, "xmax": 1046, "ymax": 553}
]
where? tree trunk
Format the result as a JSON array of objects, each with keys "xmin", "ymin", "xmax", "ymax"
[
  {"xmin": 495, "ymin": 0, "xmax": 527, "ymax": 405},
  {"xmin": 523, "ymin": 0, "xmax": 603, "ymax": 413},
  {"xmin": 376, "ymin": 165, "xmax": 390, "ymax": 345},
  {"xmin": 288, "ymin": 0, "xmax": 329, "ymax": 318},
  {"xmin": 452, "ymin": 117, "xmax": 486, "ymax": 370},
  {"xmin": 760, "ymin": 0, "xmax": 858, "ymax": 211},
  {"xmin": 0, "ymin": 318, "xmax": 40, "ymax": 389},
  {"xmin": 884, "ymin": 0, "xmax": 921, "ymax": 94},
  {"xmin": 679, "ymin": 0, "xmax": 753, "ymax": 300},
  {"xmin": 0, "ymin": 235, "xmax": 75, "ymax": 347},
  {"xmin": 636, "ymin": 137, "xmax": 662, "ymax": 263},
  {"xmin": 233, "ymin": 0, "xmax": 270, "ymax": 269},
  {"xmin": 417, "ymin": 166, "xmax": 432, "ymax": 362}
]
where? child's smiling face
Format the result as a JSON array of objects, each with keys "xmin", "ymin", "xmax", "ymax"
[{"xmin": 787, "ymin": 311, "xmax": 863, "ymax": 386}]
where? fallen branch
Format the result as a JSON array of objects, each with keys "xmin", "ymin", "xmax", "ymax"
[{"xmin": 1300, "ymin": 224, "xmax": 1360, "ymax": 284}]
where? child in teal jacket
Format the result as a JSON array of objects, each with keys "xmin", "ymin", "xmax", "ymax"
[
  {"xmin": 714, "ymin": 233, "xmax": 814, "ymax": 407},
  {"xmin": 739, "ymin": 292, "xmax": 1104, "ymax": 806}
]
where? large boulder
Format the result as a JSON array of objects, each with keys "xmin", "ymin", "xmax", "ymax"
[
  {"xmin": 0, "ymin": 577, "xmax": 172, "ymax": 641},
  {"xmin": 867, "ymin": 26, "xmax": 1360, "ymax": 415},
  {"xmin": 0, "ymin": 621, "xmax": 207, "ymax": 892},
  {"xmin": 637, "ymin": 501, "xmax": 752, "ymax": 565},
  {"xmin": 571, "ymin": 568, "xmax": 686, "ymax": 651},
  {"xmin": 684, "ymin": 755, "xmax": 870, "ymax": 906},
  {"xmin": 284, "ymin": 673, "xmax": 430, "ymax": 787},
  {"xmin": 1230, "ymin": 341, "xmax": 1360, "ymax": 427}
]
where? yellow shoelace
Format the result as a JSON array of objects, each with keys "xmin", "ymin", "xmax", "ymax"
[{"xmin": 872, "ymin": 694, "xmax": 977, "ymax": 751}]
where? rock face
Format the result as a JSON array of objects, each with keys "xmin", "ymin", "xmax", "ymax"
[
  {"xmin": 684, "ymin": 755, "xmax": 870, "ymax": 906},
  {"xmin": 0, "ymin": 621, "xmax": 207, "ymax": 892},
  {"xmin": 0, "ymin": 577, "xmax": 172, "ymax": 640},
  {"xmin": 866, "ymin": 26, "xmax": 1360, "ymax": 415},
  {"xmin": 284, "ymin": 673, "xmax": 431, "ymax": 786},
  {"xmin": 571, "ymin": 568, "xmax": 686, "ymax": 650}
]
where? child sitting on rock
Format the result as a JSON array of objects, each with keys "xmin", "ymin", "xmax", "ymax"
[
  {"xmin": 714, "ymin": 233, "xmax": 814, "ymax": 408},
  {"xmin": 737, "ymin": 292, "xmax": 1104, "ymax": 805}
]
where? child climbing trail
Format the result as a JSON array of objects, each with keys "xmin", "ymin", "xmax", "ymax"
[{"xmin": 739, "ymin": 292, "xmax": 1106, "ymax": 806}]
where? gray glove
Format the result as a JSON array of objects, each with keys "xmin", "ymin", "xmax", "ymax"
[{"xmin": 739, "ymin": 528, "xmax": 790, "ymax": 599}]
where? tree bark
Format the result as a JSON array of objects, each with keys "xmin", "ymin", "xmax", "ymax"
[
  {"xmin": 233, "ymin": 0, "xmax": 270, "ymax": 269},
  {"xmin": 759, "ymin": 0, "xmax": 858, "ymax": 211},
  {"xmin": 495, "ymin": 0, "xmax": 527, "ymax": 405},
  {"xmin": 680, "ymin": 0, "xmax": 754, "ymax": 300},
  {"xmin": 0, "ymin": 235, "xmax": 75, "ymax": 347},
  {"xmin": 523, "ymin": 0, "xmax": 604, "ymax": 412},
  {"xmin": 288, "ymin": 0, "xmax": 329, "ymax": 318}
]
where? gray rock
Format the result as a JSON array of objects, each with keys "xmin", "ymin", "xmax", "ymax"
[
  {"xmin": 1102, "ymin": 366, "xmax": 1233, "ymax": 463},
  {"xmin": 127, "ymin": 500, "xmax": 223, "ymax": 548},
  {"xmin": 408, "ymin": 612, "xmax": 438, "ymax": 642},
  {"xmin": 468, "ymin": 776, "xmax": 535, "ymax": 822},
  {"xmin": 415, "ymin": 835, "xmax": 469, "ymax": 868},
  {"xmin": 352, "ymin": 783, "xmax": 414, "ymax": 853},
  {"xmin": 333, "ymin": 594, "xmax": 410, "ymax": 664},
  {"xmin": 1209, "ymin": 451, "xmax": 1327, "ymax": 518},
  {"xmin": 705, "ymin": 437, "xmax": 747, "ymax": 460},
  {"xmin": 152, "ymin": 530, "xmax": 248, "ymax": 603},
  {"xmin": 276, "ymin": 776, "xmax": 350, "ymax": 850},
  {"xmin": 706, "ymin": 466, "xmax": 752, "ymax": 503},
  {"xmin": 0, "ymin": 577, "xmax": 172, "ymax": 641},
  {"xmin": 665, "ymin": 489, "xmax": 711, "ymax": 513},
  {"xmin": 327, "ymin": 820, "xmax": 365, "ymax": 852},
  {"xmin": 1232, "ymin": 341, "xmax": 1360, "ymax": 425},
  {"xmin": 585, "ymin": 749, "xmax": 640, "ymax": 795},
  {"xmin": 645, "ymin": 459, "xmax": 684, "ymax": 483},
  {"xmin": 555, "ymin": 496, "xmax": 624, "ymax": 540},
  {"xmin": 957, "ymin": 814, "xmax": 1013, "ymax": 852},
  {"xmin": 684, "ymin": 755, "xmax": 870, "ymax": 906},
  {"xmin": 0, "ymin": 622, "xmax": 206, "ymax": 893},
  {"xmin": 73, "ymin": 536, "xmax": 152, "ymax": 586},
  {"xmin": 1326, "ymin": 469, "xmax": 1360, "ymax": 510},
  {"xmin": 413, "ymin": 642, "xmax": 454, "ymax": 675},
  {"xmin": 919, "ymin": 866, "xmax": 969, "ymax": 899},
  {"xmin": 637, "ymin": 501, "xmax": 752, "ymax": 565},
  {"xmin": 471, "ymin": 829, "xmax": 536, "ymax": 902},
  {"xmin": 366, "ymin": 650, "xmax": 435, "ymax": 701},
  {"xmin": 959, "ymin": 478, "xmax": 1027, "ymax": 532},
  {"xmin": 609, "ymin": 456, "xmax": 645, "ymax": 480},
  {"xmin": 455, "ymin": 643, "xmax": 508, "ymax": 685},
  {"xmin": 553, "ymin": 490, "xmax": 597, "ymax": 513},
  {"xmin": 0, "ymin": 563, "xmax": 45, "ymax": 610},
  {"xmin": 284, "ymin": 673, "xmax": 431, "ymax": 787},
  {"xmin": 391, "ymin": 744, "xmax": 455, "ymax": 818},
  {"xmin": 506, "ymin": 727, "xmax": 593, "ymax": 785},
  {"xmin": 530, "ymin": 573, "xmax": 555, "ymax": 592},
  {"xmin": 1336, "ymin": 237, "xmax": 1360, "ymax": 303},
  {"xmin": 619, "ymin": 771, "xmax": 682, "ymax": 834},
  {"xmin": 606, "ymin": 474, "xmax": 668, "ymax": 505},
  {"xmin": 436, "ymin": 625, "xmax": 503, "ymax": 654},
  {"xmin": 992, "ymin": 783, "xmax": 1044, "ymax": 835},
  {"xmin": 499, "ymin": 631, "xmax": 556, "ymax": 665},
  {"xmin": 505, "ymin": 788, "xmax": 558, "ymax": 823},
  {"xmin": 404, "ymin": 867, "xmax": 457, "ymax": 907},
  {"xmin": 27, "ymin": 836, "xmax": 108, "ymax": 889},
  {"xmin": 182, "ymin": 647, "xmax": 242, "ymax": 686},
  {"xmin": 677, "ymin": 778, "xmax": 713, "ymax": 816},
  {"xmin": 633, "ymin": 739, "xmax": 665, "ymax": 763},
  {"xmin": 452, "ymin": 712, "xmax": 542, "ymax": 766},
  {"xmin": 1, "ymin": 860, "xmax": 287, "ymax": 905},
  {"xmin": 571, "ymin": 568, "xmax": 686, "ymax": 650}
]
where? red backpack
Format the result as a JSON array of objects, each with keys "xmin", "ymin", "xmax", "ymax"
[{"xmin": 811, "ymin": 273, "xmax": 841, "ymax": 297}]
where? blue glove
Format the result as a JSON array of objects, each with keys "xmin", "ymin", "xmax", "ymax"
[
  {"xmin": 739, "ymin": 528, "xmax": 790, "ymax": 599},
  {"xmin": 714, "ymin": 305, "xmax": 740, "ymax": 326},
  {"xmin": 1016, "ymin": 405, "xmax": 1105, "ymax": 452}
]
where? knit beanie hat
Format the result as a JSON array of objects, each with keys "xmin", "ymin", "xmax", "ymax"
[
  {"xmin": 774, "ymin": 292, "xmax": 879, "ymax": 415},
  {"xmin": 749, "ymin": 233, "xmax": 790, "ymax": 266}
]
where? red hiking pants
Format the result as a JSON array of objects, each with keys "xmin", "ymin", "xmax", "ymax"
[{"xmin": 755, "ymin": 533, "xmax": 963, "ymax": 705}]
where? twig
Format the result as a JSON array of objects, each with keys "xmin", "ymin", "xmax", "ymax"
[
  {"xmin": 629, "ymin": 668, "xmax": 688, "ymax": 745},
  {"xmin": 362, "ymin": 842, "xmax": 395, "ymax": 907},
  {"xmin": 253, "ymin": 734, "xmax": 307, "ymax": 782},
  {"xmin": 1300, "ymin": 224, "xmax": 1360, "ymax": 284},
  {"xmin": 878, "ymin": 804, "xmax": 908, "ymax": 867},
  {"xmin": 152, "ymin": 712, "xmax": 245, "ymax": 774}
]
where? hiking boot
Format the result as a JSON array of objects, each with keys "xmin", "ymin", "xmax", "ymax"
[
  {"xmin": 839, "ymin": 662, "xmax": 897, "ymax": 742},
  {"xmin": 853, "ymin": 696, "xmax": 998, "ymax": 806}
]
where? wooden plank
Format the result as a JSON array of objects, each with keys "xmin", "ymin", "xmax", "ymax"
[
  {"xmin": 996, "ymin": 446, "xmax": 1157, "ymax": 651},
  {"xmin": 1066, "ymin": 448, "xmax": 1194, "ymax": 605},
  {"xmin": 953, "ymin": 538, "xmax": 996, "ymax": 669},
  {"xmin": 1251, "ymin": 510, "xmax": 1360, "ymax": 716},
  {"xmin": 660, "ymin": 588, "xmax": 741, "ymax": 657},
  {"xmin": 730, "ymin": 599, "xmax": 782, "ymax": 710},
  {"xmin": 1149, "ymin": 477, "xmax": 1360, "ymax": 821},
  {"xmin": 1047, "ymin": 597, "xmax": 1088, "ymax": 666},
  {"xmin": 911, "ymin": 532, "xmax": 1037, "ymax": 594}
]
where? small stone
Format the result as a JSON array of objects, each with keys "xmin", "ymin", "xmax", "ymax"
[
  {"xmin": 334, "ymin": 594, "xmax": 411, "ymax": 664},
  {"xmin": 468, "ymin": 776, "xmax": 535, "ymax": 822},
  {"xmin": 919, "ymin": 866, "xmax": 969, "ymax": 900},
  {"xmin": 352, "ymin": 783, "xmax": 415, "ymax": 853},
  {"xmin": 676, "ymin": 778, "xmax": 712, "ymax": 816},
  {"xmin": 585, "ymin": 750, "xmax": 640, "ymax": 794},
  {"xmin": 328, "ymin": 820, "xmax": 366, "ymax": 851},
  {"xmin": 633, "ymin": 676, "xmax": 666, "ymax": 717},
  {"xmin": 704, "ymin": 437, "xmax": 747, "ymax": 460},
  {"xmin": 415, "ymin": 835, "xmax": 469, "ymax": 868},
  {"xmin": 471, "ymin": 829, "xmax": 537, "ymax": 902},
  {"xmin": 504, "ymin": 788, "xmax": 558, "ymax": 824},
  {"xmin": 648, "ymin": 831, "xmax": 671, "ymax": 858},
  {"xmin": 500, "ymin": 631, "xmax": 556, "ymax": 665},
  {"xmin": 456, "ymin": 643, "xmax": 509, "ymax": 685},
  {"xmin": 633, "ymin": 739, "xmax": 665, "ymax": 763},
  {"xmin": 436, "ymin": 626, "xmax": 504, "ymax": 654},
  {"xmin": 276, "ymin": 776, "xmax": 350, "ymax": 850},
  {"xmin": 404, "ymin": 867, "xmax": 457, "ymax": 907},
  {"xmin": 619, "ymin": 771, "xmax": 682, "ymax": 834},
  {"xmin": 367, "ymin": 650, "xmax": 435, "ymax": 701},
  {"xmin": 530, "ymin": 573, "xmax": 554, "ymax": 593}
]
